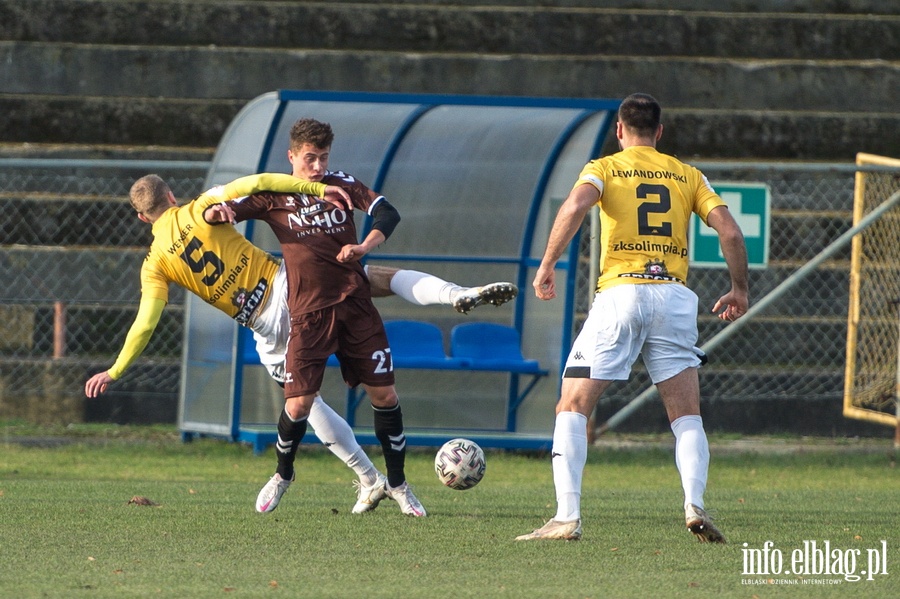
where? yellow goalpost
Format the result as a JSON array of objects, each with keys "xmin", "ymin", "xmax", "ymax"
[{"xmin": 843, "ymin": 153, "xmax": 900, "ymax": 443}]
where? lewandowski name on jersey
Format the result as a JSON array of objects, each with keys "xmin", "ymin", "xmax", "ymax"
[{"xmin": 609, "ymin": 168, "xmax": 687, "ymax": 183}]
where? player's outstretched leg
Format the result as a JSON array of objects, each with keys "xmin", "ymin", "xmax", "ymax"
[{"xmin": 376, "ymin": 266, "xmax": 518, "ymax": 314}]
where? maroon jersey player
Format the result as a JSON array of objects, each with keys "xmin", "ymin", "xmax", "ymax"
[{"xmin": 216, "ymin": 118, "xmax": 426, "ymax": 517}]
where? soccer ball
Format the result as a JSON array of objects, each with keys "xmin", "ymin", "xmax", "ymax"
[{"xmin": 434, "ymin": 438, "xmax": 486, "ymax": 490}]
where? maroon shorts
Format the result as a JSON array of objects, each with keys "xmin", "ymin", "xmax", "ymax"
[{"xmin": 283, "ymin": 296, "xmax": 395, "ymax": 397}]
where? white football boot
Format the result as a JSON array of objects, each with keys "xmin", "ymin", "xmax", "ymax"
[
  {"xmin": 255, "ymin": 472, "xmax": 294, "ymax": 513},
  {"xmin": 352, "ymin": 473, "xmax": 389, "ymax": 514},
  {"xmin": 386, "ymin": 481, "xmax": 427, "ymax": 517},
  {"xmin": 515, "ymin": 519, "xmax": 582, "ymax": 541}
]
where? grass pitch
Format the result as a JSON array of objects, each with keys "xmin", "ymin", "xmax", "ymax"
[{"xmin": 0, "ymin": 425, "xmax": 897, "ymax": 598}]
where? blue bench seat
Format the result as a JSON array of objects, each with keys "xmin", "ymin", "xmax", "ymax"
[{"xmin": 242, "ymin": 319, "xmax": 548, "ymax": 432}]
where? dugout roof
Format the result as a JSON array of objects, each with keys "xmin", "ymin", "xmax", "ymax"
[{"xmin": 182, "ymin": 90, "xmax": 619, "ymax": 448}]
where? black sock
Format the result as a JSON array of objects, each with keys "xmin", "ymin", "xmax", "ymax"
[
  {"xmin": 275, "ymin": 408, "xmax": 307, "ymax": 480},
  {"xmin": 374, "ymin": 404, "xmax": 407, "ymax": 488}
]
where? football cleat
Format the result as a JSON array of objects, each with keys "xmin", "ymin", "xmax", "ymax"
[
  {"xmin": 387, "ymin": 481, "xmax": 427, "ymax": 517},
  {"xmin": 452, "ymin": 282, "xmax": 518, "ymax": 314},
  {"xmin": 255, "ymin": 472, "xmax": 294, "ymax": 513},
  {"xmin": 515, "ymin": 518, "xmax": 582, "ymax": 541},
  {"xmin": 685, "ymin": 504, "xmax": 727, "ymax": 543},
  {"xmin": 352, "ymin": 473, "xmax": 389, "ymax": 514}
]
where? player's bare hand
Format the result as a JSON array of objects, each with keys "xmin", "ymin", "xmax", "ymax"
[
  {"xmin": 323, "ymin": 185, "xmax": 351, "ymax": 211},
  {"xmin": 337, "ymin": 244, "xmax": 366, "ymax": 263},
  {"xmin": 204, "ymin": 203, "xmax": 235, "ymax": 224},
  {"xmin": 85, "ymin": 371, "xmax": 114, "ymax": 398},
  {"xmin": 712, "ymin": 289, "xmax": 749, "ymax": 322},
  {"xmin": 532, "ymin": 266, "xmax": 557, "ymax": 301}
]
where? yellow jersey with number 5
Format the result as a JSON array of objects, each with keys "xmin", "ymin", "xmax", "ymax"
[
  {"xmin": 575, "ymin": 145, "xmax": 726, "ymax": 292},
  {"xmin": 105, "ymin": 173, "xmax": 326, "ymax": 380},
  {"xmin": 141, "ymin": 173, "xmax": 325, "ymax": 324}
]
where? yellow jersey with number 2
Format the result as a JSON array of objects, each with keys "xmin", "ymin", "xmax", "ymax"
[{"xmin": 575, "ymin": 145, "xmax": 726, "ymax": 292}]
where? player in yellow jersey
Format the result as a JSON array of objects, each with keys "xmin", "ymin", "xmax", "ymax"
[
  {"xmin": 517, "ymin": 93, "xmax": 749, "ymax": 543},
  {"xmin": 84, "ymin": 172, "xmax": 515, "ymax": 514},
  {"xmin": 84, "ymin": 173, "xmax": 343, "ymax": 388},
  {"xmin": 84, "ymin": 173, "xmax": 343, "ymax": 390}
]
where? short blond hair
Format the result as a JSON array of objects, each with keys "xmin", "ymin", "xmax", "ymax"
[{"xmin": 130, "ymin": 174, "xmax": 172, "ymax": 217}]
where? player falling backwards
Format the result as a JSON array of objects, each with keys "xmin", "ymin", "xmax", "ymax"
[{"xmin": 84, "ymin": 172, "xmax": 517, "ymax": 515}]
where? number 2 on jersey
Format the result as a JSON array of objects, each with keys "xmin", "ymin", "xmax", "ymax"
[{"xmin": 636, "ymin": 183, "xmax": 673, "ymax": 236}]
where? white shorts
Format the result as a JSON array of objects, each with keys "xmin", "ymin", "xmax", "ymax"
[
  {"xmin": 248, "ymin": 262, "xmax": 290, "ymax": 383},
  {"xmin": 563, "ymin": 283, "xmax": 702, "ymax": 384}
]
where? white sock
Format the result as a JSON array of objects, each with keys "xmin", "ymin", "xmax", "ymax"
[
  {"xmin": 388, "ymin": 269, "xmax": 462, "ymax": 306},
  {"xmin": 670, "ymin": 415, "xmax": 709, "ymax": 510},
  {"xmin": 552, "ymin": 411, "xmax": 588, "ymax": 522},
  {"xmin": 307, "ymin": 395, "xmax": 379, "ymax": 486}
]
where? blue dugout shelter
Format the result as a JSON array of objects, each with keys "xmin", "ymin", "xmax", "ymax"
[{"xmin": 179, "ymin": 90, "xmax": 619, "ymax": 451}]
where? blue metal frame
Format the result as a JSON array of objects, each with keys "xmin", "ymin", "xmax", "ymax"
[
  {"xmin": 226, "ymin": 90, "xmax": 619, "ymax": 450},
  {"xmin": 278, "ymin": 90, "xmax": 620, "ymax": 112}
]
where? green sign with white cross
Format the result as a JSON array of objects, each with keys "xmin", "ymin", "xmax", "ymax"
[{"xmin": 690, "ymin": 182, "xmax": 770, "ymax": 268}]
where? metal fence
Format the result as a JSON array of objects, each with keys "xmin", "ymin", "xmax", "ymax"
[
  {"xmin": 0, "ymin": 159, "xmax": 208, "ymax": 423},
  {"xmin": 1, "ymin": 158, "xmax": 896, "ymax": 430}
]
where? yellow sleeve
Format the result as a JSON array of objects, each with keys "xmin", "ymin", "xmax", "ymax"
[
  {"xmin": 216, "ymin": 173, "xmax": 327, "ymax": 200},
  {"xmin": 107, "ymin": 297, "xmax": 166, "ymax": 380},
  {"xmin": 573, "ymin": 160, "xmax": 605, "ymax": 197},
  {"xmin": 693, "ymin": 171, "xmax": 727, "ymax": 225}
]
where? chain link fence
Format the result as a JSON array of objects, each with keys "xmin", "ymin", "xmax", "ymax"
[
  {"xmin": 0, "ymin": 160, "xmax": 208, "ymax": 424},
  {"xmin": 1, "ymin": 158, "xmax": 896, "ymax": 431}
]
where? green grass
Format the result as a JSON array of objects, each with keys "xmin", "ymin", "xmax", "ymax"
[{"xmin": 0, "ymin": 427, "xmax": 898, "ymax": 598}]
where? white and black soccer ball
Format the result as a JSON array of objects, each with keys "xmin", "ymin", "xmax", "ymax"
[{"xmin": 434, "ymin": 438, "xmax": 486, "ymax": 490}]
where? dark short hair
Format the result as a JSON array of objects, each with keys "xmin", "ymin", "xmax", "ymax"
[
  {"xmin": 289, "ymin": 118, "xmax": 335, "ymax": 151},
  {"xmin": 618, "ymin": 93, "xmax": 661, "ymax": 137}
]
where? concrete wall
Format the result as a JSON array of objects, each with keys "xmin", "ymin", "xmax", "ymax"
[{"xmin": 1, "ymin": 0, "xmax": 897, "ymax": 160}]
